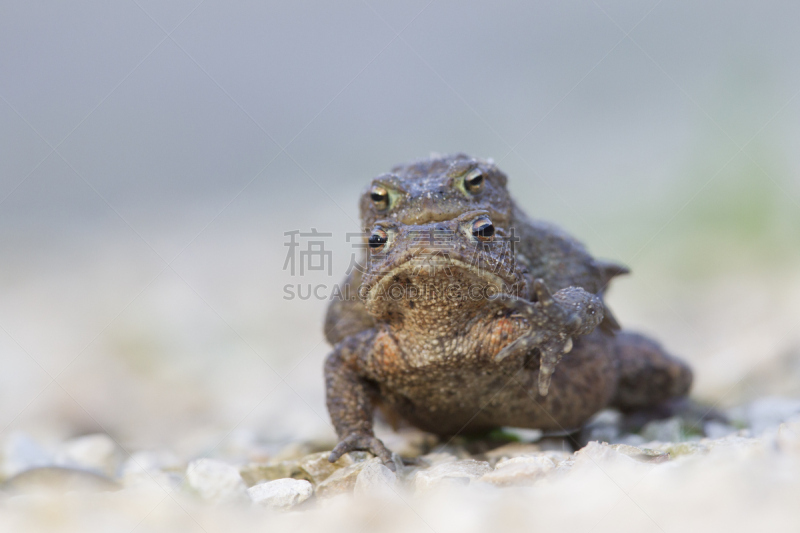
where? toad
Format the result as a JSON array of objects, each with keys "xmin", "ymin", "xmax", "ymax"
[{"xmin": 323, "ymin": 154, "xmax": 692, "ymax": 467}]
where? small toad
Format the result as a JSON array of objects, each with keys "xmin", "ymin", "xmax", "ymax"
[{"xmin": 323, "ymin": 154, "xmax": 692, "ymax": 466}]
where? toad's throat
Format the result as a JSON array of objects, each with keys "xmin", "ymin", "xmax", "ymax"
[
  {"xmin": 364, "ymin": 255, "xmax": 517, "ymax": 316},
  {"xmin": 369, "ymin": 255, "xmax": 508, "ymax": 291}
]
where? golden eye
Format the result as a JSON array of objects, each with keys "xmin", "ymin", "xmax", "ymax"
[
  {"xmin": 370, "ymin": 186, "xmax": 389, "ymax": 211},
  {"xmin": 464, "ymin": 168, "xmax": 484, "ymax": 194},
  {"xmin": 471, "ymin": 217, "xmax": 494, "ymax": 241},
  {"xmin": 369, "ymin": 228, "xmax": 389, "ymax": 252}
]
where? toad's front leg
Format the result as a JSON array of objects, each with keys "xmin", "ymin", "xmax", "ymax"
[
  {"xmin": 491, "ymin": 279, "xmax": 604, "ymax": 396},
  {"xmin": 324, "ymin": 330, "xmax": 395, "ymax": 470}
]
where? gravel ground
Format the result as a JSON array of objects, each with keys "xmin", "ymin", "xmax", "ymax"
[{"xmin": 1, "ymin": 397, "xmax": 800, "ymax": 533}]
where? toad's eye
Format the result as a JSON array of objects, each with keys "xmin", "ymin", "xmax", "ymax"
[
  {"xmin": 471, "ymin": 217, "xmax": 494, "ymax": 241},
  {"xmin": 370, "ymin": 186, "xmax": 389, "ymax": 211},
  {"xmin": 464, "ymin": 168, "xmax": 484, "ymax": 194},
  {"xmin": 369, "ymin": 228, "xmax": 389, "ymax": 252}
]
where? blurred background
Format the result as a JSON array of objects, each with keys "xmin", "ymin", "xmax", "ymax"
[{"xmin": 1, "ymin": 0, "xmax": 799, "ymax": 459}]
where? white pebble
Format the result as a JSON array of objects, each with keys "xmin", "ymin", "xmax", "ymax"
[
  {"xmin": 1, "ymin": 432, "xmax": 52, "ymax": 478},
  {"xmin": 186, "ymin": 458, "xmax": 249, "ymax": 504},
  {"xmin": 248, "ymin": 478, "xmax": 313, "ymax": 510},
  {"xmin": 56, "ymin": 433, "xmax": 123, "ymax": 478},
  {"xmin": 414, "ymin": 459, "xmax": 491, "ymax": 493},
  {"xmin": 354, "ymin": 462, "xmax": 397, "ymax": 500}
]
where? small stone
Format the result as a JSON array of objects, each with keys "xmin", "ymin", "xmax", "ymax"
[
  {"xmin": 297, "ymin": 453, "xmax": 341, "ymax": 485},
  {"xmin": 645, "ymin": 435, "xmax": 761, "ymax": 459},
  {"xmin": 56, "ymin": 434, "xmax": 124, "ymax": 478},
  {"xmin": 299, "ymin": 451, "xmax": 368, "ymax": 485},
  {"xmin": 483, "ymin": 442, "xmax": 546, "ymax": 466},
  {"xmin": 414, "ymin": 459, "xmax": 491, "ymax": 493},
  {"xmin": 2, "ymin": 466, "xmax": 119, "ymax": 495},
  {"xmin": 480, "ymin": 455, "xmax": 556, "ymax": 486},
  {"xmin": 575, "ymin": 441, "xmax": 669, "ymax": 465},
  {"xmin": 186, "ymin": 458, "xmax": 249, "ymax": 504},
  {"xmin": 122, "ymin": 451, "xmax": 183, "ymax": 490},
  {"xmin": 554, "ymin": 458, "xmax": 575, "ymax": 476},
  {"xmin": 240, "ymin": 460, "xmax": 303, "ymax": 487},
  {"xmin": 542, "ymin": 450, "xmax": 573, "ymax": 463},
  {"xmin": 315, "ymin": 458, "xmax": 381, "ymax": 499},
  {"xmin": 656, "ymin": 441, "xmax": 712, "ymax": 458},
  {"xmin": 608, "ymin": 443, "xmax": 670, "ymax": 463},
  {"xmin": 574, "ymin": 441, "xmax": 634, "ymax": 464},
  {"xmin": 417, "ymin": 452, "xmax": 458, "ymax": 468},
  {"xmin": 248, "ymin": 478, "xmax": 313, "ymax": 510},
  {"xmin": 1, "ymin": 432, "xmax": 53, "ymax": 479},
  {"xmin": 271, "ymin": 440, "xmax": 335, "ymax": 462},
  {"xmin": 239, "ymin": 451, "xmax": 368, "ymax": 487},
  {"xmin": 354, "ymin": 462, "xmax": 397, "ymax": 499},
  {"xmin": 641, "ymin": 418, "xmax": 683, "ymax": 443}
]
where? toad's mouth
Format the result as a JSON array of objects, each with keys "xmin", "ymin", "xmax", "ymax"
[{"xmin": 363, "ymin": 253, "xmax": 518, "ymax": 305}]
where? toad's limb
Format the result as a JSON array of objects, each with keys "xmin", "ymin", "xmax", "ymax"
[
  {"xmin": 491, "ymin": 279, "xmax": 604, "ymax": 395},
  {"xmin": 324, "ymin": 331, "xmax": 395, "ymax": 469}
]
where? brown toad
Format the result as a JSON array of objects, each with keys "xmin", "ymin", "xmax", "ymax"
[{"xmin": 324, "ymin": 154, "xmax": 692, "ymax": 467}]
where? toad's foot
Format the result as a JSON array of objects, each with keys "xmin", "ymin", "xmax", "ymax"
[
  {"xmin": 328, "ymin": 432, "xmax": 396, "ymax": 471},
  {"xmin": 490, "ymin": 279, "xmax": 604, "ymax": 396}
]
